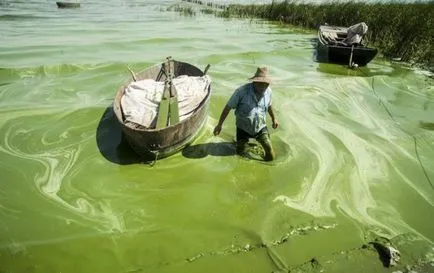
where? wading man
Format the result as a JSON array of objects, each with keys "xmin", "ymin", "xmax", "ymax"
[{"xmin": 213, "ymin": 67, "xmax": 279, "ymax": 161}]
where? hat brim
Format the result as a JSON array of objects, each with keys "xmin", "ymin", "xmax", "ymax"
[{"xmin": 250, "ymin": 77, "xmax": 271, "ymax": 84}]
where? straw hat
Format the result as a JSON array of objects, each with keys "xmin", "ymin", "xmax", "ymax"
[{"xmin": 249, "ymin": 67, "xmax": 271, "ymax": 84}]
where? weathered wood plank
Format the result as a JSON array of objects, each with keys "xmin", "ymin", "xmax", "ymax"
[{"xmin": 156, "ymin": 81, "xmax": 170, "ymax": 129}]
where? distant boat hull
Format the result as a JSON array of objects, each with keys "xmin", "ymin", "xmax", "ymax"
[
  {"xmin": 56, "ymin": 2, "xmax": 80, "ymax": 8},
  {"xmin": 316, "ymin": 24, "xmax": 377, "ymax": 66},
  {"xmin": 316, "ymin": 43, "xmax": 378, "ymax": 66},
  {"xmin": 113, "ymin": 60, "xmax": 211, "ymax": 161}
]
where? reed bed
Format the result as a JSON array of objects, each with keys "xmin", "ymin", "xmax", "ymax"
[
  {"xmin": 186, "ymin": 0, "xmax": 434, "ymax": 71},
  {"xmin": 168, "ymin": 4, "xmax": 196, "ymax": 16}
]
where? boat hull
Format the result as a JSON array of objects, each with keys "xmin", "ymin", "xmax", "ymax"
[
  {"xmin": 316, "ymin": 43, "xmax": 378, "ymax": 66},
  {"xmin": 316, "ymin": 24, "xmax": 377, "ymax": 66},
  {"xmin": 56, "ymin": 2, "xmax": 80, "ymax": 8},
  {"xmin": 113, "ymin": 60, "xmax": 211, "ymax": 160}
]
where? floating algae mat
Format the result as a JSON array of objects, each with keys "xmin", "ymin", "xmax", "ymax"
[{"xmin": 0, "ymin": 0, "xmax": 434, "ymax": 272}]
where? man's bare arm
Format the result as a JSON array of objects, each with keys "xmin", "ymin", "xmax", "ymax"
[
  {"xmin": 214, "ymin": 105, "xmax": 231, "ymax": 136},
  {"xmin": 268, "ymin": 106, "xmax": 279, "ymax": 129}
]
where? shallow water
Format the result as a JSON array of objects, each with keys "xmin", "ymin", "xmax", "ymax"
[{"xmin": 1, "ymin": 1, "xmax": 434, "ymax": 272}]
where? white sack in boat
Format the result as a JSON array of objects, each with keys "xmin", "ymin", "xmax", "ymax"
[
  {"xmin": 344, "ymin": 22, "xmax": 368, "ymax": 45},
  {"xmin": 121, "ymin": 75, "xmax": 211, "ymax": 128}
]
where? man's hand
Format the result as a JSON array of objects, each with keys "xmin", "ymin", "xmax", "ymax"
[
  {"xmin": 214, "ymin": 106, "xmax": 231, "ymax": 136},
  {"xmin": 272, "ymin": 119, "xmax": 279, "ymax": 129},
  {"xmin": 213, "ymin": 124, "xmax": 222, "ymax": 136}
]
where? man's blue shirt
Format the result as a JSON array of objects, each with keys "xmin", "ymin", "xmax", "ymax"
[{"xmin": 226, "ymin": 83, "xmax": 272, "ymax": 136}]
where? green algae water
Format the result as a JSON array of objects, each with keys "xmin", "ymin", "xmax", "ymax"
[{"xmin": 1, "ymin": 1, "xmax": 434, "ymax": 272}]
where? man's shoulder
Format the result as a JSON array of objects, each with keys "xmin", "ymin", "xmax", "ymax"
[
  {"xmin": 234, "ymin": 83, "xmax": 251, "ymax": 95},
  {"xmin": 265, "ymin": 87, "xmax": 272, "ymax": 97}
]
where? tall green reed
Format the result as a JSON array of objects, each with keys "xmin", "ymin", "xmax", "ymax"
[{"xmin": 214, "ymin": 0, "xmax": 433, "ymax": 71}]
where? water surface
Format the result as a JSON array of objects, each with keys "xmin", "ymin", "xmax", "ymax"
[{"xmin": 1, "ymin": 1, "xmax": 434, "ymax": 272}]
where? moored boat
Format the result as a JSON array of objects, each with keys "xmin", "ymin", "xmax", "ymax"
[
  {"xmin": 56, "ymin": 2, "xmax": 80, "ymax": 8},
  {"xmin": 113, "ymin": 58, "xmax": 211, "ymax": 161},
  {"xmin": 316, "ymin": 22, "xmax": 377, "ymax": 67}
]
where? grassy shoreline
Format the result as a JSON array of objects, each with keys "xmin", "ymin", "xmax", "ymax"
[{"xmin": 181, "ymin": 0, "xmax": 434, "ymax": 72}]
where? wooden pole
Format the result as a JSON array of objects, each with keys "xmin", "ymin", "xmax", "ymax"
[
  {"xmin": 349, "ymin": 44, "xmax": 354, "ymax": 68},
  {"xmin": 127, "ymin": 66, "xmax": 137, "ymax": 82}
]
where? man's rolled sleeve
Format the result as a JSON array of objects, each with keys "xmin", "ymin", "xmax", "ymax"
[
  {"xmin": 226, "ymin": 89, "xmax": 240, "ymax": 109},
  {"xmin": 267, "ymin": 87, "xmax": 272, "ymax": 108}
]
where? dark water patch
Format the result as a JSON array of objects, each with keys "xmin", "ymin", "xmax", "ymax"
[
  {"xmin": 420, "ymin": 121, "xmax": 434, "ymax": 131},
  {"xmin": 315, "ymin": 62, "xmax": 416, "ymax": 78},
  {"xmin": 0, "ymin": 14, "xmax": 52, "ymax": 21},
  {"xmin": 369, "ymin": 241, "xmax": 399, "ymax": 267},
  {"xmin": 183, "ymin": 137, "xmax": 291, "ymax": 163},
  {"xmin": 182, "ymin": 142, "xmax": 236, "ymax": 158},
  {"xmin": 315, "ymin": 63, "xmax": 371, "ymax": 77},
  {"xmin": 96, "ymin": 106, "xmax": 143, "ymax": 165}
]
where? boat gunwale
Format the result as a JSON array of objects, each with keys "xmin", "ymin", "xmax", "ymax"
[
  {"xmin": 112, "ymin": 60, "xmax": 211, "ymax": 158},
  {"xmin": 114, "ymin": 70, "xmax": 211, "ymax": 133},
  {"xmin": 317, "ymin": 24, "xmax": 377, "ymax": 51}
]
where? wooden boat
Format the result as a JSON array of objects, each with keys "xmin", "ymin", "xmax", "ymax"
[
  {"xmin": 56, "ymin": 2, "xmax": 80, "ymax": 8},
  {"xmin": 316, "ymin": 23, "xmax": 377, "ymax": 66},
  {"xmin": 113, "ymin": 58, "xmax": 211, "ymax": 160}
]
